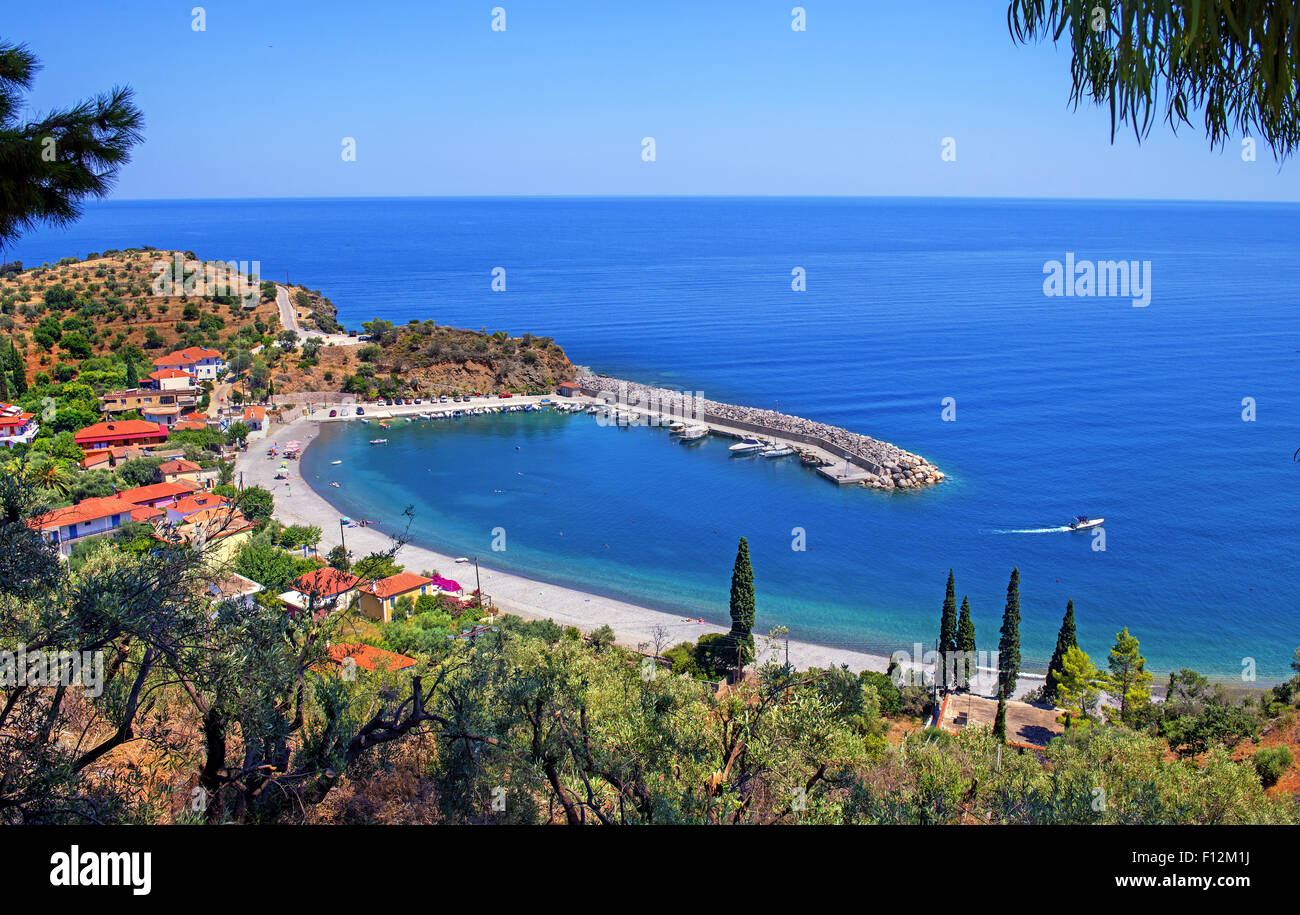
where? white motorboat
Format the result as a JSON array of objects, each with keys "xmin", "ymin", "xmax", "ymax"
[
  {"xmin": 1068, "ymin": 515, "xmax": 1104, "ymax": 530},
  {"xmin": 678, "ymin": 425, "xmax": 709, "ymax": 441},
  {"xmin": 369, "ymin": 438, "xmax": 388, "ymax": 445},
  {"xmin": 729, "ymin": 437, "xmax": 766, "ymax": 454},
  {"xmin": 761, "ymin": 445, "xmax": 795, "ymax": 457}
]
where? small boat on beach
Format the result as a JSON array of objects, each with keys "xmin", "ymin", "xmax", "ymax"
[
  {"xmin": 1068, "ymin": 515, "xmax": 1104, "ymax": 530},
  {"xmin": 454, "ymin": 557, "xmax": 470, "ymax": 563}
]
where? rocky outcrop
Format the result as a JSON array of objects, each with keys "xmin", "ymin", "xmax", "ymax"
[{"xmin": 577, "ymin": 374, "xmax": 944, "ymax": 489}]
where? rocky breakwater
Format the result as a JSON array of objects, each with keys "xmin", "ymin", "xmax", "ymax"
[{"xmin": 576, "ymin": 374, "xmax": 944, "ymax": 490}]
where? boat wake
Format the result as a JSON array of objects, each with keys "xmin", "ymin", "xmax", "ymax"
[{"xmin": 987, "ymin": 526, "xmax": 1074, "ymax": 534}]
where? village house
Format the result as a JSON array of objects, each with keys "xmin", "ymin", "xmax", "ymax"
[
  {"xmin": 0, "ymin": 402, "xmax": 39, "ymax": 449},
  {"xmin": 207, "ymin": 573, "xmax": 265, "ymax": 613},
  {"xmin": 114, "ymin": 480, "xmax": 201, "ymax": 508},
  {"xmin": 163, "ymin": 491, "xmax": 230, "ymax": 523},
  {"xmin": 326, "ymin": 643, "xmax": 417, "ymax": 674},
  {"xmin": 152, "ymin": 346, "xmax": 225, "ymax": 381},
  {"xmin": 157, "ymin": 506, "xmax": 254, "ymax": 563},
  {"xmin": 30, "ymin": 497, "xmax": 135, "ymax": 556},
  {"xmin": 157, "ymin": 458, "xmax": 203, "ymax": 485},
  {"xmin": 356, "ymin": 572, "xmax": 436, "ymax": 623},
  {"xmin": 74, "ymin": 419, "xmax": 169, "ymax": 455},
  {"xmin": 278, "ymin": 567, "xmax": 363, "ymax": 615},
  {"xmin": 100, "ymin": 380, "xmax": 199, "ymax": 419},
  {"xmin": 143, "ymin": 367, "xmax": 198, "ymax": 391}
]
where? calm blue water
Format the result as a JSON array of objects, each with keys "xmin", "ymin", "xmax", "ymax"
[{"xmin": 12, "ymin": 197, "xmax": 1300, "ymax": 679}]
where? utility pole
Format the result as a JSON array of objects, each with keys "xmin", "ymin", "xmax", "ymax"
[
  {"xmin": 473, "ymin": 555, "xmax": 482, "ymax": 604},
  {"xmin": 339, "ymin": 517, "xmax": 347, "ymax": 554}
]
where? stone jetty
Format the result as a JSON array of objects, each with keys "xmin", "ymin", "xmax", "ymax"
[{"xmin": 576, "ymin": 374, "xmax": 944, "ymax": 490}]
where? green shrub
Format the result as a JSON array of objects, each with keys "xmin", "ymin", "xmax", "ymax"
[{"xmin": 1254, "ymin": 746, "xmax": 1293, "ymax": 787}]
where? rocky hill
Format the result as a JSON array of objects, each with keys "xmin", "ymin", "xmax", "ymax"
[
  {"xmin": 0, "ymin": 249, "xmax": 280, "ymax": 382},
  {"xmin": 272, "ymin": 319, "xmax": 574, "ymax": 398}
]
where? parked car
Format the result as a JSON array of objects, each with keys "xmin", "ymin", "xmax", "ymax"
[
  {"xmin": 499, "ymin": 393, "xmax": 512, "ymax": 398},
  {"xmin": 329, "ymin": 409, "xmax": 338, "ymax": 417},
  {"xmin": 355, "ymin": 406, "xmax": 365, "ymax": 415},
  {"xmin": 439, "ymin": 395, "xmax": 449, "ymax": 403}
]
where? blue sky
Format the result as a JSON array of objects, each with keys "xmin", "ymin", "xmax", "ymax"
[{"xmin": 6, "ymin": 0, "xmax": 1297, "ymax": 200}]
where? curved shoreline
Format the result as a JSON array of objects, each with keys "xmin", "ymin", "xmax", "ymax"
[{"xmin": 236, "ymin": 407, "xmax": 1039, "ymax": 694}]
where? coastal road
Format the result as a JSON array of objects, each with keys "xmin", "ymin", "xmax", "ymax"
[{"xmin": 274, "ymin": 284, "xmax": 363, "ymax": 348}]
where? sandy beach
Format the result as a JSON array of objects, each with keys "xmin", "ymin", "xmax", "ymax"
[{"xmin": 235, "ymin": 402, "xmax": 1034, "ymax": 692}]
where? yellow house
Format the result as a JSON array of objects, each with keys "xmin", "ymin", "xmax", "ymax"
[
  {"xmin": 158, "ymin": 458, "xmax": 204, "ymax": 485},
  {"xmin": 357, "ymin": 572, "xmax": 436, "ymax": 623}
]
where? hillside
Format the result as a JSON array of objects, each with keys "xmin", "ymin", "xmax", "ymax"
[
  {"xmin": 0, "ymin": 251, "xmax": 575, "ymax": 401},
  {"xmin": 0, "ymin": 249, "xmax": 281, "ymax": 382},
  {"xmin": 268, "ymin": 319, "xmax": 575, "ymax": 398}
]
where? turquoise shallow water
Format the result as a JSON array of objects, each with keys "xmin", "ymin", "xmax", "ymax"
[{"xmin": 15, "ymin": 196, "xmax": 1300, "ymax": 679}]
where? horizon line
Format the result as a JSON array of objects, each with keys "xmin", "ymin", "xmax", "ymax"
[{"xmin": 96, "ymin": 192, "xmax": 1300, "ymax": 206}]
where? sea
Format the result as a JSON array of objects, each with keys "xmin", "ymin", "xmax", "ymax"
[{"xmin": 10, "ymin": 196, "xmax": 1300, "ymax": 680}]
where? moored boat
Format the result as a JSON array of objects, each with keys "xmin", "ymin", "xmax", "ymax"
[{"xmin": 729, "ymin": 437, "xmax": 766, "ymax": 454}]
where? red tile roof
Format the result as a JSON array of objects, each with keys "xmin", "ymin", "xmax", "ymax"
[
  {"xmin": 0, "ymin": 409, "xmax": 34, "ymax": 429},
  {"xmin": 360, "ymin": 572, "xmax": 434, "ymax": 600},
  {"xmin": 172, "ymin": 420, "xmax": 208, "ymax": 431},
  {"xmin": 148, "ymin": 367, "xmax": 196, "ymax": 380},
  {"xmin": 159, "ymin": 458, "xmax": 201, "ymax": 474},
  {"xmin": 130, "ymin": 505, "xmax": 164, "ymax": 523},
  {"xmin": 81, "ymin": 451, "xmax": 113, "ymax": 469},
  {"xmin": 169, "ymin": 492, "xmax": 230, "ymax": 515},
  {"xmin": 293, "ymin": 567, "xmax": 361, "ymax": 598},
  {"xmin": 73, "ymin": 419, "xmax": 167, "ymax": 444},
  {"xmin": 327, "ymin": 643, "xmax": 417, "ymax": 672},
  {"xmin": 114, "ymin": 480, "xmax": 200, "ymax": 505},
  {"xmin": 153, "ymin": 346, "xmax": 223, "ymax": 366},
  {"xmin": 243, "ymin": 405, "xmax": 266, "ymax": 421},
  {"xmin": 31, "ymin": 497, "xmax": 130, "ymax": 531}
]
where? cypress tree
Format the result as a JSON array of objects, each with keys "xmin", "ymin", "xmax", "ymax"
[
  {"xmin": 125, "ymin": 356, "xmax": 138, "ymax": 388},
  {"xmin": 997, "ymin": 567, "xmax": 1022, "ymax": 698},
  {"xmin": 727, "ymin": 537, "xmax": 755, "ymax": 665},
  {"xmin": 8, "ymin": 342, "xmax": 26, "ymax": 396},
  {"xmin": 938, "ymin": 569, "xmax": 957, "ymax": 691},
  {"xmin": 0, "ymin": 364, "xmax": 8, "ymax": 400},
  {"xmin": 956, "ymin": 595, "xmax": 976, "ymax": 689},
  {"xmin": 1044, "ymin": 599, "xmax": 1078, "ymax": 703},
  {"xmin": 993, "ymin": 684, "xmax": 1007, "ymax": 741}
]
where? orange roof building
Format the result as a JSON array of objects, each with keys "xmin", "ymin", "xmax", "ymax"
[
  {"xmin": 357, "ymin": 572, "xmax": 436, "ymax": 623},
  {"xmin": 279, "ymin": 567, "xmax": 363, "ymax": 615},
  {"xmin": 327, "ymin": 643, "xmax": 417, "ymax": 673},
  {"xmin": 152, "ymin": 346, "xmax": 225, "ymax": 380},
  {"xmin": 114, "ymin": 480, "xmax": 200, "ymax": 507},
  {"xmin": 0, "ymin": 402, "xmax": 39, "ymax": 449},
  {"xmin": 30, "ymin": 497, "xmax": 135, "ymax": 555},
  {"xmin": 74, "ymin": 419, "xmax": 168, "ymax": 453}
]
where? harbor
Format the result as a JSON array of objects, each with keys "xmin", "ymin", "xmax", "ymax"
[{"xmin": 289, "ymin": 380, "xmax": 944, "ymax": 490}]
